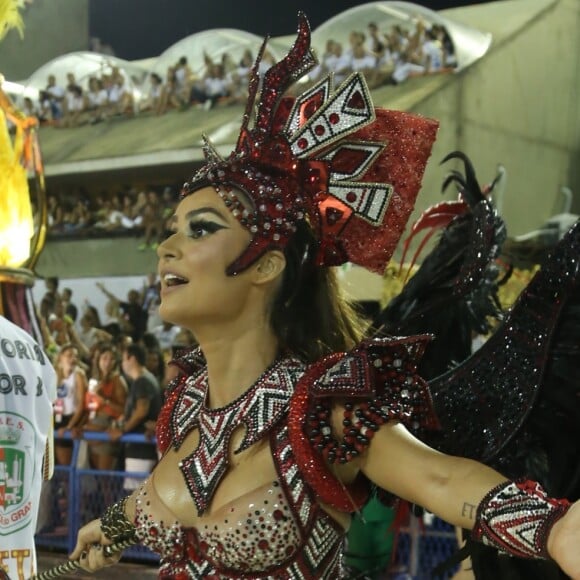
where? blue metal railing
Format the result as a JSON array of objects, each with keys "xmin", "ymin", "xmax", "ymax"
[{"xmin": 35, "ymin": 431, "xmax": 159, "ymax": 563}]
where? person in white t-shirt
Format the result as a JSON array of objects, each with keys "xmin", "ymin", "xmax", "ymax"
[
  {"xmin": 0, "ymin": 316, "xmax": 56, "ymax": 580},
  {"xmin": 151, "ymin": 321, "xmax": 181, "ymax": 353},
  {"xmin": 422, "ymin": 28, "xmax": 445, "ymax": 73},
  {"xmin": 45, "ymin": 75, "xmax": 65, "ymax": 121}
]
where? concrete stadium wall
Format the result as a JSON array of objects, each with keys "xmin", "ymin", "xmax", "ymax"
[
  {"xmin": 0, "ymin": 0, "xmax": 89, "ymax": 81},
  {"xmin": 412, "ymin": 0, "xmax": 580, "ymax": 237}
]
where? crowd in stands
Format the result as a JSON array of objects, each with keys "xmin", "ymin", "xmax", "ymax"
[
  {"xmin": 25, "ymin": 67, "xmax": 136, "ymax": 128},
  {"xmin": 305, "ymin": 19, "xmax": 456, "ymax": 89},
  {"xmin": 45, "ymin": 184, "xmax": 178, "ymax": 249},
  {"xmin": 39, "ymin": 275, "xmax": 197, "ymax": 481},
  {"xmin": 21, "ymin": 17, "xmax": 456, "ymax": 128}
]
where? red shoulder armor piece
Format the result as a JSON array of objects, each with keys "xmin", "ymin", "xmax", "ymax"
[{"xmin": 288, "ymin": 336, "xmax": 439, "ymax": 513}]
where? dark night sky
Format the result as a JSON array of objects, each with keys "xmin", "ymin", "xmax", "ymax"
[{"xmin": 89, "ymin": 0, "xmax": 494, "ymax": 60}]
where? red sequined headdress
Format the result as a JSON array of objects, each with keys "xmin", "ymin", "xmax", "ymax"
[{"xmin": 183, "ymin": 13, "xmax": 439, "ymax": 275}]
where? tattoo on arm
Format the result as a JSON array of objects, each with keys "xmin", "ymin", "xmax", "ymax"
[{"xmin": 461, "ymin": 502, "xmax": 476, "ymax": 520}]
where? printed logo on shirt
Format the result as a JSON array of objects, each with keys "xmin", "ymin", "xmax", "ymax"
[{"xmin": 0, "ymin": 412, "xmax": 36, "ymax": 535}]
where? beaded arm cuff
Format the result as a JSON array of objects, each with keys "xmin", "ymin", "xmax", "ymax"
[
  {"xmin": 472, "ymin": 480, "xmax": 571, "ymax": 559},
  {"xmin": 100, "ymin": 496, "xmax": 137, "ymax": 543}
]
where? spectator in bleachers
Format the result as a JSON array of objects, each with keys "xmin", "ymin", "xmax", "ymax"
[
  {"xmin": 61, "ymin": 287, "xmax": 78, "ymax": 323},
  {"xmin": 47, "ymin": 194, "xmax": 64, "ymax": 230},
  {"xmin": 83, "ymin": 344, "xmax": 128, "ymax": 470},
  {"xmin": 433, "ymin": 23, "xmax": 457, "ymax": 68},
  {"xmin": 151, "ymin": 321, "xmax": 181, "ymax": 353},
  {"xmin": 161, "ymin": 186, "xmax": 178, "ymax": 226},
  {"xmin": 142, "ymin": 272, "xmax": 161, "ymax": 331},
  {"xmin": 107, "ymin": 74, "xmax": 134, "ymax": 117},
  {"xmin": 22, "ymin": 95, "xmax": 39, "ymax": 118},
  {"xmin": 53, "ymin": 344, "xmax": 88, "ymax": 466},
  {"xmin": 109, "ymin": 343, "xmax": 162, "ymax": 491},
  {"xmin": 349, "ymin": 34, "xmax": 381, "ymax": 87},
  {"xmin": 190, "ymin": 53, "xmax": 231, "ymax": 110},
  {"xmin": 96, "ymin": 282, "xmax": 148, "ymax": 343},
  {"xmin": 367, "ymin": 21, "xmax": 387, "ymax": 57},
  {"xmin": 141, "ymin": 333, "xmax": 166, "ymax": 384},
  {"xmin": 391, "ymin": 25, "xmax": 426, "ymax": 84},
  {"xmin": 47, "ymin": 297, "xmax": 72, "ymax": 346},
  {"xmin": 42, "ymin": 275, "xmax": 61, "ymax": 304},
  {"xmin": 45, "ymin": 74, "xmax": 65, "ymax": 121},
  {"xmin": 324, "ymin": 40, "xmax": 351, "ymax": 85},
  {"xmin": 62, "ymin": 84, "xmax": 86, "ymax": 128},
  {"xmin": 156, "ymin": 66, "xmax": 178, "ymax": 115},
  {"xmin": 93, "ymin": 196, "xmax": 125, "ymax": 230},
  {"xmin": 68, "ymin": 309, "xmax": 112, "ymax": 364},
  {"xmin": 86, "ymin": 76, "xmax": 109, "ymax": 124},
  {"xmin": 174, "ymin": 56, "xmax": 194, "ymax": 106},
  {"xmin": 73, "ymin": 307, "xmax": 108, "ymax": 358},
  {"xmin": 223, "ymin": 48, "xmax": 254, "ymax": 105},
  {"xmin": 138, "ymin": 189, "xmax": 164, "ymax": 250},
  {"xmin": 37, "ymin": 90, "xmax": 53, "ymax": 123},
  {"xmin": 139, "ymin": 72, "xmax": 164, "ymax": 113},
  {"xmin": 119, "ymin": 190, "xmax": 144, "ymax": 229},
  {"xmin": 422, "ymin": 27, "xmax": 445, "ymax": 74}
]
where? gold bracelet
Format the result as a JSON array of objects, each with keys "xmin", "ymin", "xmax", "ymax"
[{"xmin": 100, "ymin": 496, "xmax": 137, "ymax": 543}]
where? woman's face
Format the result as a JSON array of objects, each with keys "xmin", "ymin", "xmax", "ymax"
[
  {"xmin": 59, "ymin": 347, "xmax": 78, "ymax": 372},
  {"xmin": 157, "ymin": 187, "xmax": 253, "ymax": 330},
  {"xmin": 98, "ymin": 350, "xmax": 115, "ymax": 375}
]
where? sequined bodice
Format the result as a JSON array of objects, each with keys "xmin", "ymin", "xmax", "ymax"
[
  {"xmin": 143, "ymin": 354, "xmax": 345, "ymax": 578},
  {"xmin": 134, "ymin": 477, "xmax": 306, "ymax": 577}
]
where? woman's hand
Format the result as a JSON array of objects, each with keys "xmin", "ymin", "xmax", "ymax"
[
  {"xmin": 70, "ymin": 426, "xmax": 84, "ymax": 439},
  {"xmin": 69, "ymin": 519, "xmax": 120, "ymax": 571},
  {"xmin": 547, "ymin": 500, "xmax": 580, "ymax": 579}
]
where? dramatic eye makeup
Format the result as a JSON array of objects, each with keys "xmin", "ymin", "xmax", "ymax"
[
  {"xmin": 187, "ymin": 218, "xmax": 226, "ymax": 239},
  {"xmin": 166, "ymin": 206, "xmax": 230, "ymax": 239}
]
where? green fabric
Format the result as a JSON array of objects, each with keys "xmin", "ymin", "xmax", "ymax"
[{"xmin": 344, "ymin": 496, "xmax": 395, "ymax": 578}]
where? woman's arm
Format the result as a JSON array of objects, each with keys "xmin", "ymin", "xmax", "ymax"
[
  {"xmin": 360, "ymin": 422, "xmax": 506, "ymax": 529},
  {"xmin": 66, "ymin": 320, "xmax": 90, "ymax": 360},
  {"xmin": 360, "ymin": 421, "xmax": 580, "ymax": 578},
  {"xmin": 96, "ymin": 282, "xmax": 120, "ymax": 305},
  {"xmin": 67, "ymin": 369, "xmax": 88, "ymax": 429},
  {"xmin": 106, "ymin": 375, "xmax": 128, "ymax": 415},
  {"xmin": 70, "ymin": 491, "xmax": 140, "ymax": 570}
]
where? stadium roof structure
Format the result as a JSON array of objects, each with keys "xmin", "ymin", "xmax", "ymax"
[
  {"xmin": 311, "ymin": 0, "xmax": 491, "ymax": 72},
  {"xmin": 34, "ymin": 0, "xmax": 552, "ymax": 181},
  {"xmin": 150, "ymin": 28, "xmax": 285, "ymax": 79},
  {"xmin": 24, "ymin": 51, "xmax": 149, "ymax": 97}
]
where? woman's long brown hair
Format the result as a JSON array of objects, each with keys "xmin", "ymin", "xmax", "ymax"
[{"xmin": 269, "ymin": 221, "xmax": 368, "ymax": 362}]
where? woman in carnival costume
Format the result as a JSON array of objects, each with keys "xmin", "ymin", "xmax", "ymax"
[{"xmin": 70, "ymin": 15, "xmax": 580, "ymax": 579}]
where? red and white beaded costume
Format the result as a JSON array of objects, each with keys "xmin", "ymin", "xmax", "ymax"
[
  {"xmin": 149, "ymin": 338, "xmax": 437, "ymax": 578},
  {"xmin": 146, "ymin": 13, "xmax": 440, "ymax": 579}
]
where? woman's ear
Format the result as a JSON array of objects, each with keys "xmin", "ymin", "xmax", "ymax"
[{"xmin": 253, "ymin": 251, "xmax": 286, "ymax": 285}]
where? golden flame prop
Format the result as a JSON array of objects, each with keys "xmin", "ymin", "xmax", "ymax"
[
  {"xmin": 0, "ymin": 78, "xmax": 47, "ymax": 342},
  {"xmin": 0, "ymin": 82, "xmax": 46, "ymax": 272}
]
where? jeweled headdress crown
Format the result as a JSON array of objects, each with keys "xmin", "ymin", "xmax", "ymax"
[{"xmin": 183, "ymin": 13, "xmax": 439, "ymax": 275}]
